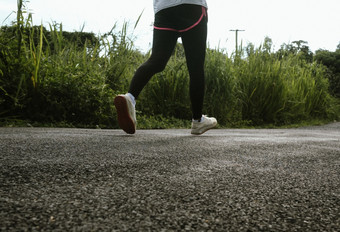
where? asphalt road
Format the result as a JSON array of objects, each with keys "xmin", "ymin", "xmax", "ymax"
[{"xmin": 1, "ymin": 124, "xmax": 339, "ymax": 231}]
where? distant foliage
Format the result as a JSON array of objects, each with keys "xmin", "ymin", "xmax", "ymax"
[{"xmin": 314, "ymin": 47, "xmax": 340, "ymax": 98}]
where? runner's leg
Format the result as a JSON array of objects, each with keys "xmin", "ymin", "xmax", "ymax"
[
  {"xmin": 128, "ymin": 29, "xmax": 178, "ymax": 98},
  {"xmin": 181, "ymin": 16, "xmax": 207, "ymax": 120}
]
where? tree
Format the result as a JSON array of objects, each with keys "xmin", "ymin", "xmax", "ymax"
[
  {"xmin": 276, "ymin": 40, "xmax": 313, "ymax": 63},
  {"xmin": 0, "ymin": 25, "xmax": 99, "ymax": 54},
  {"xmin": 315, "ymin": 43, "xmax": 340, "ymax": 98}
]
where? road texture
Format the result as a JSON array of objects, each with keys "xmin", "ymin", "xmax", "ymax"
[{"xmin": 0, "ymin": 123, "xmax": 339, "ymax": 231}]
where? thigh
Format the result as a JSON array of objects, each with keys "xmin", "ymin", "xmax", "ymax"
[
  {"xmin": 149, "ymin": 29, "xmax": 179, "ymax": 65},
  {"xmin": 181, "ymin": 19, "xmax": 207, "ymax": 71}
]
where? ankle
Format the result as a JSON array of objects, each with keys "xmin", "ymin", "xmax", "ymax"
[
  {"xmin": 192, "ymin": 116, "xmax": 204, "ymax": 123},
  {"xmin": 126, "ymin": 93, "xmax": 136, "ymax": 106}
]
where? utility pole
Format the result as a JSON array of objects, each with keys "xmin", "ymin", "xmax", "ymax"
[{"xmin": 230, "ymin": 29, "xmax": 245, "ymax": 54}]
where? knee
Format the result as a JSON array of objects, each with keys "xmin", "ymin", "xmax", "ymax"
[
  {"xmin": 141, "ymin": 57, "xmax": 167, "ymax": 74},
  {"xmin": 150, "ymin": 62, "xmax": 167, "ymax": 73}
]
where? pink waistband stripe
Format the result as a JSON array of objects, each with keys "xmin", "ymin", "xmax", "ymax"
[{"xmin": 154, "ymin": 6, "xmax": 207, "ymax": 33}]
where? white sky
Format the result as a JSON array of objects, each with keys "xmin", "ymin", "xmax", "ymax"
[{"xmin": 1, "ymin": 0, "xmax": 340, "ymax": 53}]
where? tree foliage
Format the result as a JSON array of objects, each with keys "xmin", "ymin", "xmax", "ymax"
[{"xmin": 314, "ymin": 44, "xmax": 340, "ymax": 98}]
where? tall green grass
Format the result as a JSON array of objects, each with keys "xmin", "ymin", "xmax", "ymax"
[
  {"xmin": 140, "ymin": 43, "xmax": 338, "ymax": 127},
  {"xmin": 233, "ymin": 48, "xmax": 333, "ymax": 125},
  {"xmin": 0, "ymin": 0, "xmax": 338, "ymax": 128},
  {"xmin": 0, "ymin": 0, "xmax": 143, "ymax": 127}
]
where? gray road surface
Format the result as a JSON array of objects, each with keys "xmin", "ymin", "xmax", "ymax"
[{"xmin": 1, "ymin": 124, "xmax": 340, "ymax": 231}]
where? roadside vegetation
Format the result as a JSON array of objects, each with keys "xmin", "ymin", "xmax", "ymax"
[{"xmin": 0, "ymin": 0, "xmax": 339, "ymax": 128}]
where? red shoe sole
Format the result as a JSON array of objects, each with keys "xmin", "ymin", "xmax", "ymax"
[{"xmin": 114, "ymin": 96, "xmax": 136, "ymax": 134}]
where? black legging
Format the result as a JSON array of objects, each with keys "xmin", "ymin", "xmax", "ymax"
[{"xmin": 128, "ymin": 10, "xmax": 207, "ymax": 120}]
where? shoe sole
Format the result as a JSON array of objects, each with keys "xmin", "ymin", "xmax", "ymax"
[
  {"xmin": 191, "ymin": 122, "xmax": 217, "ymax": 135},
  {"xmin": 114, "ymin": 96, "xmax": 136, "ymax": 134}
]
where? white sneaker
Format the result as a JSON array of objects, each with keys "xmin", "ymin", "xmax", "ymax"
[
  {"xmin": 191, "ymin": 115, "xmax": 217, "ymax": 135},
  {"xmin": 114, "ymin": 94, "xmax": 137, "ymax": 134}
]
